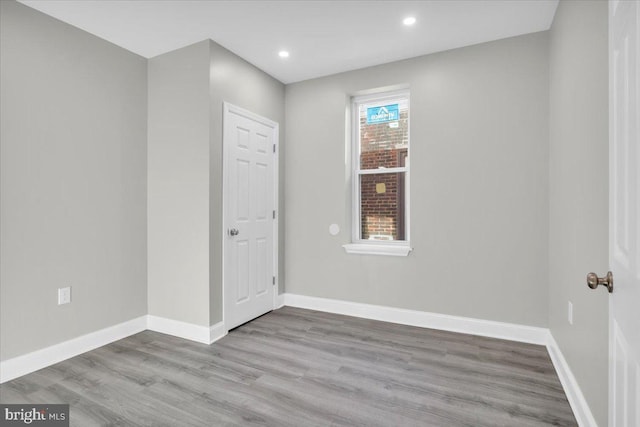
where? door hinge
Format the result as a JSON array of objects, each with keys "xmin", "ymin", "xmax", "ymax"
[
  {"xmin": 273, "ymin": 210, "xmax": 276, "ymax": 219},
  {"xmin": 272, "ymin": 276, "xmax": 276, "ymax": 285},
  {"xmin": 273, "ymin": 144, "xmax": 276, "ymax": 153}
]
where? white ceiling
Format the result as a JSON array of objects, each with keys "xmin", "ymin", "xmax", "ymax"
[{"xmin": 19, "ymin": 0, "xmax": 559, "ymax": 84}]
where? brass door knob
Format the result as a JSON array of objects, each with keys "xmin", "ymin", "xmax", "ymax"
[{"xmin": 586, "ymin": 271, "xmax": 613, "ymax": 293}]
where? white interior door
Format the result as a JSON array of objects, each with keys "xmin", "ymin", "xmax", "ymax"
[
  {"xmin": 223, "ymin": 103, "xmax": 278, "ymax": 330},
  {"xmin": 609, "ymin": 0, "xmax": 639, "ymax": 425}
]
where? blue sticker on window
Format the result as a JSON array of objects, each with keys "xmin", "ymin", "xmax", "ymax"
[{"xmin": 366, "ymin": 104, "xmax": 399, "ymax": 124}]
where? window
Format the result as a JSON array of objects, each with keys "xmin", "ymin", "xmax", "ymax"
[{"xmin": 343, "ymin": 90, "xmax": 412, "ymax": 256}]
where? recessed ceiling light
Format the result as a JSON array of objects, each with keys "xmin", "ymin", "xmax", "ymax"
[
  {"xmin": 278, "ymin": 50, "xmax": 290, "ymax": 58},
  {"xmin": 403, "ymin": 16, "xmax": 416, "ymax": 26}
]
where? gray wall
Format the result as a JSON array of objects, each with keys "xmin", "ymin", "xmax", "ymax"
[
  {"xmin": 548, "ymin": 1, "xmax": 609, "ymax": 425},
  {"xmin": 208, "ymin": 41, "xmax": 286, "ymax": 324},
  {"xmin": 147, "ymin": 40, "xmax": 285, "ymax": 327},
  {"xmin": 1, "ymin": 6, "xmax": 610, "ymax": 424},
  {"xmin": 285, "ymin": 32, "xmax": 550, "ymax": 327},
  {"xmin": 147, "ymin": 41, "xmax": 212, "ymax": 327},
  {"xmin": 0, "ymin": 1, "xmax": 147, "ymax": 360}
]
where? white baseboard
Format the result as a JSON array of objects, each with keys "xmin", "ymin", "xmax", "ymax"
[
  {"xmin": 275, "ymin": 292, "xmax": 285, "ymax": 309},
  {"xmin": 281, "ymin": 293, "xmax": 596, "ymax": 427},
  {"xmin": 147, "ymin": 315, "xmax": 210, "ymax": 344},
  {"xmin": 209, "ymin": 321, "xmax": 227, "ymax": 344},
  {"xmin": 546, "ymin": 333, "xmax": 598, "ymax": 427},
  {"xmin": 282, "ymin": 293, "xmax": 548, "ymax": 344},
  {"xmin": 1, "ymin": 315, "xmax": 229, "ymax": 384},
  {"xmin": 0, "ymin": 316, "xmax": 147, "ymax": 384},
  {"xmin": 147, "ymin": 316, "xmax": 226, "ymax": 345},
  {"xmin": 0, "ymin": 294, "xmax": 597, "ymax": 427}
]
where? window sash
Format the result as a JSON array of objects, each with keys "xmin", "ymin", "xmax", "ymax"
[
  {"xmin": 357, "ymin": 167, "xmax": 407, "ymax": 175},
  {"xmin": 351, "ymin": 90, "xmax": 410, "ymax": 244}
]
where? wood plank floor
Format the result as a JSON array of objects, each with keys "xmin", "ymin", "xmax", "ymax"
[{"xmin": 0, "ymin": 307, "xmax": 577, "ymax": 426}]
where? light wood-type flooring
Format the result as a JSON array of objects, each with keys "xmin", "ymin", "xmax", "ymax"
[{"xmin": 0, "ymin": 307, "xmax": 577, "ymax": 426}]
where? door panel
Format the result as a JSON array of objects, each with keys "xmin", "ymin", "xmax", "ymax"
[
  {"xmin": 236, "ymin": 240, "xmax": 249, "ymax": 302},
  {"xmin": 256, "ymin": 238, "xmax": 267, "ymax": 295},
  {"xmin": 237, "ymin": 159, "xmax": 250, "ymax": 220},
  {"xmin": 609, "ymin": 0, "xmax": 639, "ymax": 425},
  {"xmin": 256, "ymin": 132, "xmax": 268, "ymax": 154},
  {"xmin": 256, "ymin": 162, "xmax": 268, "ymax": 218},
  {"xmin": 224, "ymin": 103, "xmax": 277, "ymax": 330}
]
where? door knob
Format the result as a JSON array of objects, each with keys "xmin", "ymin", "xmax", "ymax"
[
  {"xmin": 586, "ymin": 271, "xmax": 613, "ymax": 293},
  {"xmin": 229, "ymin": 228, "xmax": 239, "ymax": 236}
]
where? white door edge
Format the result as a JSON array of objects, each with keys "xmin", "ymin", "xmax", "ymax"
[{"xmin": 608, "ymin": 0, "xmax": 640, "ymax": 425}]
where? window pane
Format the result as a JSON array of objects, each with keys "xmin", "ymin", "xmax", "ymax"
[
  {"xmin": 360, "ymin": 172, "xmax": 406, "ymax": 241},
  {"xmin": 359, "ymin": 99, "xmax": 409, "ymax": 170}
]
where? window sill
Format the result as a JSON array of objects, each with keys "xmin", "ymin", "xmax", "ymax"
[{"xmin": 342, "ymin": 243, "xmax": 412, "ymax": 257}]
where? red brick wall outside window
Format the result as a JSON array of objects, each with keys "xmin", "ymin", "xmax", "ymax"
[{"xmin": 358, "ymin": 108, "xmax": 408, "ymax": 241}]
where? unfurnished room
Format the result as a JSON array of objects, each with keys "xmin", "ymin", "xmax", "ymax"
[{"xmin": 0, "ymin": 0, "xmax": 639, "ymax": 426}]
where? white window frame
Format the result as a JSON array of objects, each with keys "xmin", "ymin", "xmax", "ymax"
[{"xmin": 343, "ymin": 89, "xmax": 412, "ymax": 257}]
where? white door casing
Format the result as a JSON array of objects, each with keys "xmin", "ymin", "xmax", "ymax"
[
  {"xmin": 609, "ymin": 1, "xmax": 640, "ymax": 426},
  {"xmin": 223, "ymin": 103, "xmax": 278, "ymax": 331}
]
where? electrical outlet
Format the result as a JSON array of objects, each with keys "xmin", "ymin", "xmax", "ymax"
[
  {"xmin": 58, "ymin": 287, "xmax": 71, "ymax": 305},
  {"xmin": 568, "ymin": 301, "xmax": 573, "ymax": 325}
]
